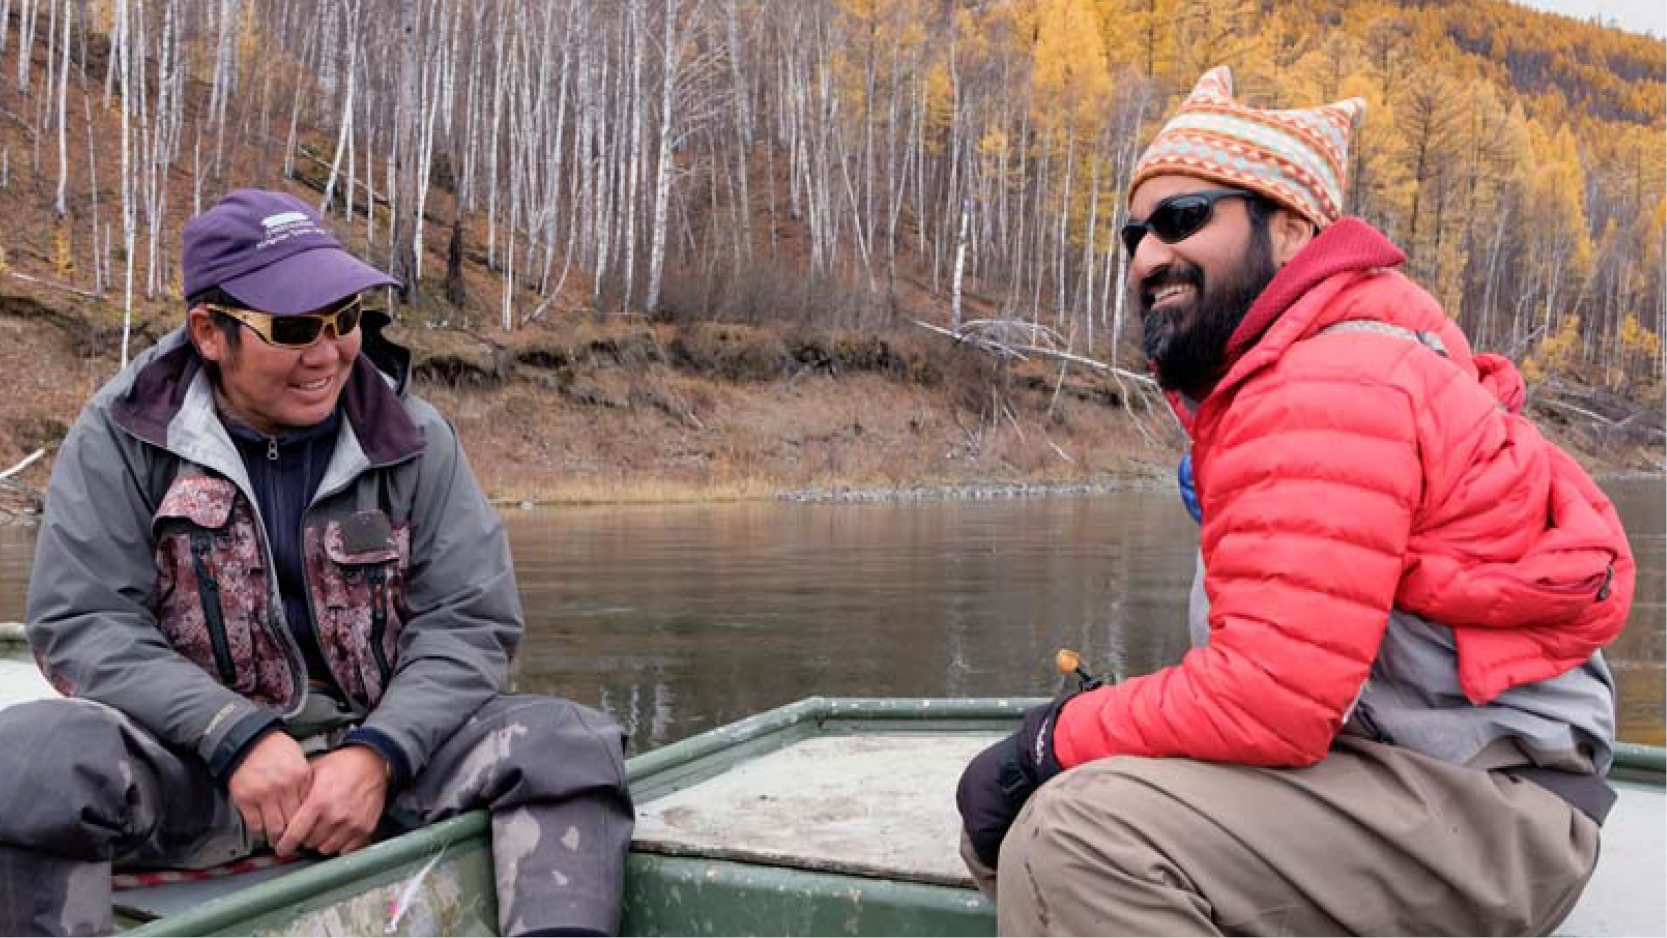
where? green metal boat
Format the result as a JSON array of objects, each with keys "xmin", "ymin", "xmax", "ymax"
[
  {"xmin": 111, "ymin": 698, "xmax": 1667, "ymax": 937},
  {"xmin": 3, "ymin": 626, "xmax": 1664, "ymax": 935}
]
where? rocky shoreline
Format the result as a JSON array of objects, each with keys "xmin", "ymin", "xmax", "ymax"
[
  {"xmin": 776, "ymin": 475, "xmax": 1172, "ymax": 504},
  {"xmin": 771, "ymin": 468, "xmax": 1661, "ymax": 506}
]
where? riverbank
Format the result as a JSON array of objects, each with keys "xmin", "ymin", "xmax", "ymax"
[
  {"xmin": 316, "ymin": 319, "xmax": 1192, "ymax": 507},
  {"xmin": 1, "ymin": 277, "xmax": 1659, "ymax": 518},
  {"xmin": 375, "ymin": 321, "xmax": 1667, "ymax": 508}
]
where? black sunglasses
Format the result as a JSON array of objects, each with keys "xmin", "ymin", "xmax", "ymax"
[{"xmin": 1121, "ymin": 188, "xmax": 1253, "ymax": 256}]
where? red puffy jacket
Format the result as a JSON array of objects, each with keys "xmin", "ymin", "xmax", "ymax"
[{"xmin": 1053, "ymin": 219, "xmax": 1634, "ymax": 769}]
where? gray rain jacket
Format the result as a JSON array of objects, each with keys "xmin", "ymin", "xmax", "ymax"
[{"xmin": 26, "ymin": 320, "xmax": 521, "ymax": 782}]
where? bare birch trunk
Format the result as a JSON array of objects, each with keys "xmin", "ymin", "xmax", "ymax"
[
  {"xmin": 623, "ymin": 0, "xmax": 644, "ymax": 311},
  {"xmin": 390, "ymin": 0, "xmax": 420, "ymax": 302},
  {"xmin": 644, "ymin": 0, "xmax": 683, "ymax": 314},
  {"xmin": 319, "ymin": 2, "xmax": 360, "ymax": 215},
  {"xmin": 116, "ymin": 0, "xmax": 136, "ymax": 368},
  {"xmin": 950, "ymin": 152, "xmax": 971, "ymax": 329},
  {"xmin": 16, "ymin": 0, "xmax": 38, "ymax": 94},
  {"xmin": 52, "ymin": 0, "xmax": 68, "ymax": 218}
]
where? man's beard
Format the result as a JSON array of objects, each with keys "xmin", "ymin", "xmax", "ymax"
[{"xmin": 1138, "ymin": 240, "xmax": 1279, "ymax": 398}]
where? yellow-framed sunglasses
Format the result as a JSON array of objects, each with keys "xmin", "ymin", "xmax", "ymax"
[{"xmin": 203, "ymin": 296, "xmax": 363, "ymax": 349}]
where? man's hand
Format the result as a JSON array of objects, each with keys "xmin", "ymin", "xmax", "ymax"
[
  {"xmin": 956, "ymin": 696, "xmax": 1072, "ymax": 869},
  {"xmin": 275, "ymin": 745, "xmax": 389, "ymax": 857},
  {"xmin": 228, "ymin": 732, "xmax": 313, "ymax": 848}
]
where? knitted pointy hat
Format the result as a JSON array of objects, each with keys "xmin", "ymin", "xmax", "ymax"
[{"xmin": 1129, "ymin": 67, "xmax": 1365, "ymax": 229}]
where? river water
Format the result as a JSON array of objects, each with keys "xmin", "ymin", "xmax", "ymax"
[{"xmin": 1, "ymin": 480, "xmax": 1661, "ymax": 754}]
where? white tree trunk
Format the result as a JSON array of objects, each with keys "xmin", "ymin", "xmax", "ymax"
[
  {"xmin": 644, "ymin": 0, "xmax": 682, "ymax": 314},
  {"xmin": 117, "ymin": 0, "xmax": 135, "ymax": 368},
  {"xmin": 16, "ymin": 0, "xmax": 38, "ymax": 93},
  {"xmin": 951, "ymin": 181, "xmax": 970, "ymax": 329},
  {"xmin": 319, "ymin": 2, "xmax": 359, "ymax": 215},
  {"xmin": 52, "ymin": 0, "xmax": 68, "ymax": 218},
  {"xmin": 390, "ymin": 0, "xmax": 420, "ymax": 300},
  {"xmin": 623, "ymin": 0, "xmax": 644, "ymax": 310}
]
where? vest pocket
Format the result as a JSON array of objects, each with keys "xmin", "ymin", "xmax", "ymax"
[
  {"xmin": 152, "ymin": 474, "xmax": 277, "ymax": 701},
  {"xmin": 306, "ymin": 511, "xmax": 410, "ymax": 706},
  {"xmin": 366, "ymin": 564, "xmax": 393, "ymax": 683},
  {"xmin": 189, "ymin": 528, "xmax": 238, "ymax": 685}
]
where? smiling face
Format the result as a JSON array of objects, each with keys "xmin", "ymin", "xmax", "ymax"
[
  {"xmin": 1127, "ymin": 174, "xmax": 1311, "ymax": 397},
  {"xmin": 188, "ymin": 302, "xmax": 362, "ymax": 435}
]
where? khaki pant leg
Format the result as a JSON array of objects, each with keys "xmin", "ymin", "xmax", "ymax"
[
  {"xmin": 997, "ymin": 736, "xmax": 1598, "ymax": 937},
  {"xmin": 961, "ymin": 829, "xmax": 1000, "ymax": 899}
]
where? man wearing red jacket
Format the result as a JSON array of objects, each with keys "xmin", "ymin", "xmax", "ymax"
[{"xmin": 957, "ymin": 67, "xmax": 1634, "ymax": 936}]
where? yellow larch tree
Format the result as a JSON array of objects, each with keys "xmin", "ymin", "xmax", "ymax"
[{"xmin": 1523, "ymin": 121, "xmax": 1595, "ymax": 339}]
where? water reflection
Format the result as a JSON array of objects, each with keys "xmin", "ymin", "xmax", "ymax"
[
  {"xmin": 504, "ymin": 479, "xmax": 1666, "ymax": 754},
  {"xmin": 508, "ymin": 496, "xmax": 1200, "ymax": 752},
  {"xmin": 1606, "ymin": 478, "xmax": 1666, "ymax": 746},
  {"xmin": 1, "ymin": 481, "xmax": 1661, "ymax": 753}
]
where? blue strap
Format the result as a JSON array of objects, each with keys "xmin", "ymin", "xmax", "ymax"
[{"xmin": 1178, "ymin": 452, "xmax": 1202, "ymax": 524}]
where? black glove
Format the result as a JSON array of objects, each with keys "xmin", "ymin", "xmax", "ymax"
[{"xmin": 956, "ymin": 695, "xmax": 1071, "ymax": 870}]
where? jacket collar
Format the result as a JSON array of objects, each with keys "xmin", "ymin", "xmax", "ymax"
[
  {"xmin": 1225, "ymin": 217, "xmax": 1406, "ymax": 364},
  {"xmin": 1193, "ymin": 217, "xmax": 1408, "ymax": 401},
  {"xmin": 1164, "ymin": 218, "xmax": 1406, "ymax": 420},
  {"xmin": 110, "ymin": 324, "xmax": 423, "ymax": 467}
]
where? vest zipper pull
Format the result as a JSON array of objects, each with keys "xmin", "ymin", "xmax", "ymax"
[{"xmin": 267, "ymin": 437, "xmax": 279, "ymax": 461}]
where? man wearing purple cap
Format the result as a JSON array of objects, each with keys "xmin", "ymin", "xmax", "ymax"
[
  {"xmin": 956, "ymin": 70, "xmax": 1630, "ymax": 935},
  {"xmin": 0, "ymin": 189, "xmax": 632, "ymax": 936}
]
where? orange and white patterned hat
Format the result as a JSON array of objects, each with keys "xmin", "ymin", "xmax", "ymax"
[{"xmin": 1130, "ymin": 67, "xmax": 1365, "ymax": 228}]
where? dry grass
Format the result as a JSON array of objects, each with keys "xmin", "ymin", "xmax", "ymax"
[{"xmin": 406, "ymin": 316, "xmax": 1182, "ymax": 505}]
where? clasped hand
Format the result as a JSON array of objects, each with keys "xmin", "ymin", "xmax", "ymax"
[{"xmin": 227, "ymin": 733, "xmax": 389, "ymax": 857}]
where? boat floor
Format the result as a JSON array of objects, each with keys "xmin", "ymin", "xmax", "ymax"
[
  {"xmin": 0, "ymin": 657, "xmax": 54, "ymax": 710},
  {"xmin": 632, "ymin": 731, "xmax": 1665, "ymax": 936},
  {"xmin": 634, "ymin": 733, "xmax": 991, "ymax": 888},
  {"xmin": 1560, "ymin": 775, "xmax": 1665, "ymax": 936}
]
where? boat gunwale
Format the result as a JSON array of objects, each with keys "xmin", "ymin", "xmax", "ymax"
[{"xmin": 619, "ymin": 853, "xmax": 994, "ymax": 935}]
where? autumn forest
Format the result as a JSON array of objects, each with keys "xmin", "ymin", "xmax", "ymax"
[{"xmin": 0, "ymin": 0, "xmax": 1663, "ymax": 459}]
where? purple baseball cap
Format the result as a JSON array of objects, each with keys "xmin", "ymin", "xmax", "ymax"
[{"xmin": 182, "ymin": 189, "xmax": 399, "ymax": 314}]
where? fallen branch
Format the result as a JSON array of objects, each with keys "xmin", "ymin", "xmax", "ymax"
[
  {"xmin": 911, "ymin": 318, "xmax": 1157, "ymax": 387},
  {"xmin": 521, "ymin": 296, "xmax": 559, "ymax": 328},
  {"xmin": 0, "ymin": 480, "xmax": 44, "ymax": 517},
  {"xmin": 914, "ymin": 317, "xmax": 1189, "ymax": 449},
  {"xmin": 1044, "ymin": 436, "xmax": 1075, "ymax": 463},
  {"xmin": 5, "ymin": 269, "xmax": 102, "ymax": 300},
  {"xmin": 0, "ymin": 449, "xmax": 45, "ymax": 481},
  {"xmin": 1533, "ymin": 395, "xmax": 1617, "ymax": 426},
  {"xmin": 0, "ymin": 106, "xmax": 36, "ymax": 138},
  {"xmin": 1034, "ymin": 345, "xmax": 1159, "ymax": 388},
  {"xmin": 912, "ymin": 318, "xmax": 1029, "ymax": 362},
  {"xmin": 1535, "ymin": 396, "xmax": 1667, "ymax": 439},
  {"xmin": 0, "ymin": 476, "xmax": 43, "ymax": 500}
]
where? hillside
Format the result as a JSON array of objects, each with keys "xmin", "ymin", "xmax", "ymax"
[{"xmin": 0, "ymin": 0, "xmax": 1662, "ymax": 511}]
